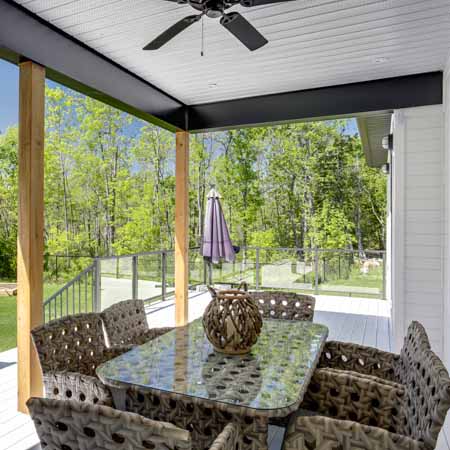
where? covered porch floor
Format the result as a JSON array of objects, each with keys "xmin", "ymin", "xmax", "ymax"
[{"xmin": 1, "ymin": 294, "xmax": 448, "ymax": 450}]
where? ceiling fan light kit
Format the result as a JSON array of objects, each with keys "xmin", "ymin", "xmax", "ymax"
[{"xmin": 143, "ymin": 0, "xmax": 293, "ymax": 52}]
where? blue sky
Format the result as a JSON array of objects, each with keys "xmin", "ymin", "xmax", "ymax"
[
  {"xmin": 0, "ymin": 58, "xmax": 358, "ymax": 135},
  {"xmin": 0, "ymin": 60, "xmax": 18, "ymax": 133}
]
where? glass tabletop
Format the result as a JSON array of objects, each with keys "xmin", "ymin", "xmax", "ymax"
[{"xmin": 97, "ymin": 319, "xmax": 328, "ymax": 413}]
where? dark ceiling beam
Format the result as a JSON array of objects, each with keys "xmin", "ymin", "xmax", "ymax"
[
  {"xmin": 0, "ymin": 0, "xmax": 186, "ymax": 132},
  {"xmin": 188, "ymin": 72, "xmax": 443, "ymax": 132},
  {"xmin": 0, "ymin": 1, "xmax": 443, "ymax": 133}
]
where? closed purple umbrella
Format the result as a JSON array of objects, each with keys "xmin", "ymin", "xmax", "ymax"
[{"xmin": 201, "ymin": 189, "xmax": 236, "ymax": 264}]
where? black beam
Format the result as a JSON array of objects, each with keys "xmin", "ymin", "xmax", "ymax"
[
  {"xmin": 0, "ymin": 0, "xmax": 186, "ymax": 131},
  {"xmin": 188, "ymin": 72, "xmax": 443, "ymax": 132},
  {"xmin": 0, "ymin": 0, "xmax": 443, "ymax": 133}
]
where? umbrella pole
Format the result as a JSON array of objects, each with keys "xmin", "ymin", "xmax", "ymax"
[{"xmin": 175, "ymin": 131, "xmax": 189, "ymax": 326}]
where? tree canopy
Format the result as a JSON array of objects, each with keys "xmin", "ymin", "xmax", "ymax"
[{"xmin": 0, "ymin": 86, "xmax": 386, "ymax": 279}]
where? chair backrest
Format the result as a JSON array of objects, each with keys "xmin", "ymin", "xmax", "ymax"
[
  {"xmin": 27, "ymin": 397, "xmax": 192, "ymax": 450},
  {"xmin": 31, "ymin": 313, "xmax": 106, "ymax": 376},
  {"xmin": 396, "ymin": 321, "xmax": 431, "ymax": 385},
  {"xmin": 101, "ymin": 299, "xmax": 149, "ymax": 347},
  {"xmin": 400, "ymin": 348, "xmax": 450, "ymax": 449},
  {"xmin": 249, "ymin": 291, "xmax": 315, "ymax": 321}
]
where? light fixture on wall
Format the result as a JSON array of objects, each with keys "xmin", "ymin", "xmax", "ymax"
[
  {"xmin": 382, "ymin": 134, "xmax": 393, "ymax": 151},
  {"xmin": 381, "ymin": 163, "xmax": 390, "ymax": 175}
]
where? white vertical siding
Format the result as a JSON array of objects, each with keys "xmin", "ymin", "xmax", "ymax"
[{"xmin": 392, "ymin": 105, "xmax": 445, "ymax": 356}]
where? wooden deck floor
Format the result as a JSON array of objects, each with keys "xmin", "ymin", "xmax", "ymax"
[{"xmin": 1, "ymin": 294, "xmax": 448, "ymax": 450}]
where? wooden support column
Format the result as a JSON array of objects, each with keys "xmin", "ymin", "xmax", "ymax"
[
  {"xmin": 17, "ymin": 61, "xmax": 45, "ymax": 413},
  {"xmin": 175, "ymin": 131, "xmax": 189, "ymax": 326}
]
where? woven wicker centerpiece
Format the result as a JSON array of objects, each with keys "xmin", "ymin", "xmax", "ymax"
[{"xmin": 203, "ymin": 286, "xmax": 263, "ymax": 355}]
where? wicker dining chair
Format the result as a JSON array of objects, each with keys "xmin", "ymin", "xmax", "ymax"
[
  {"xmin": 101, "ymin": 299, "xmax": 173, "ymax": 349},
  {"xmin": 288, "ymin": 346, "xmax": 450, "ymax": 450},
  {"xmin": 27, "ymin": 397, "xmax": 240, "ymax": 450},
  {"xmin": 248, "ymin": 291, "xmax": 315, "ymax": 321},
  {"xmin": 318, "ymin": 321, "xmax": 431, "ymax": 384},
  {"xmin": 31, "ymin": 313, "xmax": 125, "ymax": 406}
]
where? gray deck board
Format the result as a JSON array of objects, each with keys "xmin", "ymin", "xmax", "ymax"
[{"xmin": 1, "ymin": 293, "xmax": 448, "ymax": 450}]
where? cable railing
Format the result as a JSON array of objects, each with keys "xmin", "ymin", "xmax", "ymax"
[{"xmin": 43, "ymin": 247, "xmax": 386, "ymax": 323}]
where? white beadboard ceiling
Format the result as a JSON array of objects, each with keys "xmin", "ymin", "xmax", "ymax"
[{"xmin": 13, "ymin": 0, "xmax": 450, "ymax": 105}]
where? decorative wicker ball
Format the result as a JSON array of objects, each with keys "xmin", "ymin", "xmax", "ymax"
[{"xmin": 203, "ymin": 286, "xmax": 263, "ymax": 355}]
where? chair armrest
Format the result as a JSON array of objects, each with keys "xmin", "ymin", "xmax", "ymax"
[
  {"xmin": 284, "ymin": 415, "xmax": 424, "ymax": 450},
  {"xmin": 43, "ymin": 371, "xmax": 113, "ymax": 406},
  {"xmin": 106, "ymin": 328, "xmax": 175, "ymax": 351},
  {"xmin": 135, "ymin": 327, "xmax": 174, "ymax": 345},
  {"xmin": 143, "ymin": 327, "xmax": 174, "ymax": 340},
  {"xmin": 302, "ymin": 368, "xmax": 405, "ymax": 432},
  {"xmin": 209, "ymin": 423, "xmax": 240, "ymax": 450},
  {"xmin": 102, "ymin": 346, "xmax": 131, "ymax": 360},
  {"xmin": 319, "ymin": 340, "xmax": 400, "ymax": 381},
  {"xmin": 322, "ymin": 368, "xmax": 404, "ymax": 389}
]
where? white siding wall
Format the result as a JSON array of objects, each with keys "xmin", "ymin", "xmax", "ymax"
[
  {"xmin": 392, "ymin": 104, "xmax": 445, "ymax": 355},
  {"xmin": 444, "ymin": 62, "xmax": 450, "ymax": 368}
]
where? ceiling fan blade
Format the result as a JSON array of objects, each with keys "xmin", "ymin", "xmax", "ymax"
[
  {"xmin": 220, "ymin": 12, "xmax": 268, "ymax": 51},
  {"xmin": 240, "ymin": 0, "xmax": 295, "ymax": 6},
  {"xmin": 143, "ymin": 15, "xmax": 201, "ymax": 50}
]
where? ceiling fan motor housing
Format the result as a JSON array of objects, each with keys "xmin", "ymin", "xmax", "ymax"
[{"xmin": 143, "ymin": 0, "xmax": 280, "ymax": 51}]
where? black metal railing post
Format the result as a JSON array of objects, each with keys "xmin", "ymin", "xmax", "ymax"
[
  {"xmin": 208, "ymin": 260, "xmax": 213, "ymax": 286},
  {"xmin": 94, "ymin": 258, "xmax": 101, "ymax": 312},
  {"xmin": 203, "ymin": 258, "xmax": 207, "ymax": 285},
  {"xmin": 161, "ymin": 251, "xmax": 167, "ymax": 300},
  {"xmin": 132, "ymin": 255, "xmax": 138, "ymax": 300},
  {"xmin": 255, "ymin": 247, "xmax": 260, "ymax": 290},
  {"xmin": 314, "ymin": 247, "xmax": 319, "ymax": 294}
]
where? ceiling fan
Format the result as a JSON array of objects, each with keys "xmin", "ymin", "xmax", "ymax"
[{"xmin": 143, "ymin": 0, "xmax": 293, "ymax": 52}]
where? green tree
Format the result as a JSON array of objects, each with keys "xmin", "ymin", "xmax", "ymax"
[{"xmin": 0, "ymin": 126, "xmax": 18, "ymax": 278}]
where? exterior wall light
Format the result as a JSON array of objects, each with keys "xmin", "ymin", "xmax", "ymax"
[{"xmin": 382, "ymin": 134, "xmax": 393, "ymax": 151}]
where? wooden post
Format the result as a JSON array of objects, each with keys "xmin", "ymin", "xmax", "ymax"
[
  {"xmin": 17, "ymin": 61, "xmax": 45, "ymax": 413},
  {"xmin": 175, "ymin": 131, "xmax": 189, "ymax": 326}
]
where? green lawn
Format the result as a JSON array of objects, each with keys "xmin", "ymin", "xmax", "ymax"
[
  {"xmin": 0, "ymin": 295, "xmax": 16, "ymax": 352},
  {"xmin": 325, "ymin": 266, "xmax": 384, "ymax": 289},
  {"xmin": 0, "ymin": 282, "xmax": 66, "ymax": 352}
]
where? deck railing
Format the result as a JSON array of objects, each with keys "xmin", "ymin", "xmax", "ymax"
[
  {"xmin": 43, "ymin": 247, "xmax": 386, "ymax": 322},
  {"xmin": 43, "ymin": 262, "xmax": 98, "ymax": 322}
]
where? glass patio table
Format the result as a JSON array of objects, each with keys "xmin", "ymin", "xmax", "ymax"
[{"xmin": 97, "ymin": 318, "xmax": 328, "ymax": 450}]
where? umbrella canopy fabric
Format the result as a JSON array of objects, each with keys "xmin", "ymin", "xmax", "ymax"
[{"xmin": 200, "ymin": 189, "xmax": 236, "ymax": 264}]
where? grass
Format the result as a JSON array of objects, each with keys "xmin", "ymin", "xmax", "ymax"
[
  {"xmin": 321, "ymin": 266, "xmax": 384, "ymax": 290},
  {"xmin": 0, "ymin": 282, "xmax": 67, "ymax": 352},
  {"xmin": 0, "ymin": 295, "xmax": 17, "ymax": 352}
]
